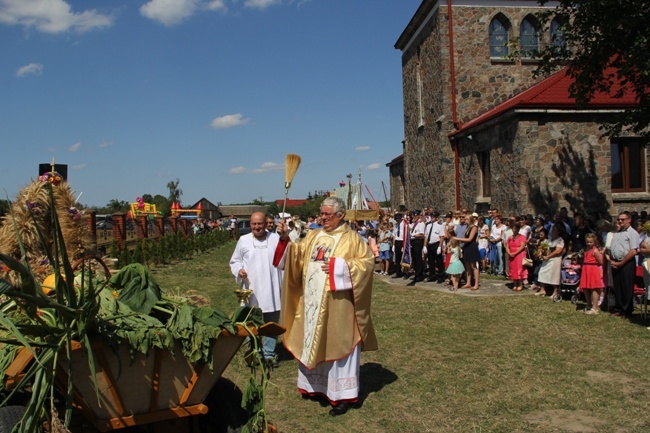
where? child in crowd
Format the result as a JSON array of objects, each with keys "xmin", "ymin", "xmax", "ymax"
[
  {"xmin": 367, "ymin": 229, "xmax": 380, "ymax": 267},
  {"xmin": 580, "ymin": 233, "xmax": 604, "ymax": 314},
  {"xmin": 533, "ymin": 228, "xmax": 549, "ymax": 296},
  {"xmin": 478, "ymin": 219, "xmax": 490, "ymax": 273},
  {"xmin": 446, "ymin": 238, "xmax": 465, "ymax": 290},
  {"xmin": 378, "ymin": 223, "xmax": 393, "ymax": 276}
]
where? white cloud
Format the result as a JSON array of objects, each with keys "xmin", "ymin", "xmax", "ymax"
[
  {"xmin": 140, "ymin": 0, "xmax": 199, "ymax": 26},
  {"xmin": 355, "ymin": 146, "xmax": 370, "ymax": 151},
  {"xmin": 206, "ymin": 0, "xmax": 227, "ymax": 12},
  {"xmin": 15, "ymin": 63, "xmax": 43, "ymax": 77},
  {"xmin": 72, "ymin": 163, "xmax": 86, "ymax": 170},
  {"xmin": 210, "ymin": 113, "xmax": 251, "ymax": 129},
  {"xmin": 366, "ymin": 163, "xmax": 381, "ymax": 170},
  {"xmin": 0, "ymin": 0, "xmax": 114, "ymax": 34},
  {"xmin": 228, "ymin": 166, "xmax": 246, "ymax": 174},
  {"xmin": 229, "ymin": 161, "xmax": 283, "ymax": 174},
  {"xmin": 252, "ymin": 161, "xmax": 282, "ymax": 173},
  {"xmin": 68, "ymin": 142, "xmax": 81, "ymax": 152},
  {"xmin": 244, "ymin": 0, "xmax": 282, "ymax": 9},
  {"xmin": 140, "ymin": 0, "xmax": 228, "ymax": 25},
  {"xmin": 98, "ymin": 141, "xmax": 112, "ymax": 148}
]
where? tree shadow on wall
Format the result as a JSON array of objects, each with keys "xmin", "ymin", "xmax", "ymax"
[{"xmin": 527, "ymin": 137, "xmax": 610, "ymax": 219}]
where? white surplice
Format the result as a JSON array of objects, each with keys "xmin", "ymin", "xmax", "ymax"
[{"xmin": 229, "ymin": 231, "xmax": 283, "ymax": 313}]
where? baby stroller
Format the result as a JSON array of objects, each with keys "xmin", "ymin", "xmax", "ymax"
[{"xmin": 557, "ymin": 252, "xmax": 583, "ymax": 303}]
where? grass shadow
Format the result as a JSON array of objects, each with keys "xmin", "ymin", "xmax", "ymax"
[
  {"xmin": 276, "ymin": 344, "xmax": 295, "ymax": 363},
  {"xmin": 358, "ymin": 362, "xmax": 398, "ymax": 406}
]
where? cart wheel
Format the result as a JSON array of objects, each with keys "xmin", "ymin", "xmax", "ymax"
[
  {"xmin": 571, "ymin": 294, "xmax": 579, "ymax": 304},
  {"xmin": 0, "ymin": 405, "xmax": 25, "ymax": 433},
  {"xmin": 553, "ymin": 294, "xmax": 562, "ymax": 303},
  {"xmin": 200, "ymin": 378, "xmax": 246, "ymax": 433}
]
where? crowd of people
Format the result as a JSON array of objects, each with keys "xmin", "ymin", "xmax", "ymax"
[{"xmin": 351, "ymin": 206, "xmax": 648, "ymax": 321}]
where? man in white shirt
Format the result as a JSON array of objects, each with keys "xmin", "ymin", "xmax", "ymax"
[
  {"xmin": 425, "ymin": 212, "xmax": 446, "ymax": 282},
  {"xmin": 392, "ymin": 213, "xmax": 406, "ymax": 278},
  {"xmin": 490, "ymin": 215, "xmax": 507, "ymax": 275},
  {"xmin": 409, "ymin": 212, "xmax": 426, "ymax": 284},
  {"xmin": 229, "ymin": 211, "xmax": 283, "ymax": 364},
  {"xmin": 608, "ymin": 211, "xmax": 639, "ymax": 318}
]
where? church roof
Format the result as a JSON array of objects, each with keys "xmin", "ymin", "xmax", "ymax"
[
  {"xmin": 450, "ymin": 67, "xmax": 640, "ymax": 137},
  {"xmin": 386, "ymin": 154, "xmax": 404, "ymax": 167},
  {"xmin": 274, "ymin": 198, "xmax": 310, "ymax": 207}
]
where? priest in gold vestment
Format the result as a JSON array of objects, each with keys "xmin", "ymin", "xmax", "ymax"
[{"xmin": 274, "ymin": 197, "xmax": 378, "ymax": 416}]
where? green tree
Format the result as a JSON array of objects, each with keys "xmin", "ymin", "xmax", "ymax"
[
  {"xmin": 167, "ymin": 178, "xmax": 183, "ymax": 206},
  {"xmin": 535, "ymin": 0, "xmax": 650, "ymax": 137},
  {"xmin": 152, "ymin": 194, "xmax": 171, "ymax": 216},
  {"xmin": 266, "ymin": 201, "xmax": 280, "ymax": 217},
  {"xmin": 107, "ymin": 199, "xmax": 130, "ymax": 213}
]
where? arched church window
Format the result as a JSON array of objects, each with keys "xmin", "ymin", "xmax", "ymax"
[
  {"xmin": 520, "ymin": 17, "xmax": 539, "ymax": 57},
  {"xmin": 550, "ymin": 17, "xmax": 567, "ymax": 49},
  {"xmin": 489, "ymin": 16, "xmax": 510, "ymax": 58}
]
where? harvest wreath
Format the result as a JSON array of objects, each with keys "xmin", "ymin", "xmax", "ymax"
[{"xmin": 0, "ymin": 179, "xmax": 276, "ymax": 433}]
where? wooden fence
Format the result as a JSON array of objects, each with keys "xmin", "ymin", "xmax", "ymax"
[{"xmin": 87, "ymin": 212, "xmax": 199, "ymax": 254}]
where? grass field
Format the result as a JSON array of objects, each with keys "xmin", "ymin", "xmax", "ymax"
[{"xmin": 152, "ymin": 241, "xmax": 650, "ymax": 433}]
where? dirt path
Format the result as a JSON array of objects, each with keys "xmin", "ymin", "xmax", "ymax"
[{"xmin": 377, "ymin": 272, "xmax": 538, "ymax": 297}]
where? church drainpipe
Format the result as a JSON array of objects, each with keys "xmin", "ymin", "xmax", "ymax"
[{"xmin": 447, "ymin": 0, "xmax": 461, "ymax": 210}]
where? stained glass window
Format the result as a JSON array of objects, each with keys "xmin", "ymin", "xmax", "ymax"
[
  {"xmin": 550, "ymin": 18, "xmax": 567, "ymax": 49},
  {"xmin": 489, "ymin": 17, "xmax": 509, "ymax": 58},
  {"xmin": 520, "ymin": 18, "xmax": 538, "ymax": 57}
]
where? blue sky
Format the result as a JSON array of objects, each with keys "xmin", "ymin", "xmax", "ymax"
[{"xmin": 1, "ymin": 0, "xmax": 419, "ymax": 208}]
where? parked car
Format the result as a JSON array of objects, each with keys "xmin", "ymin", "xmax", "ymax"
[
  {"xmin": 96, "ymin": 215, "xmax": 113, "ymax": 230},
  {"xmin": 237, "ymin": 220, "xmax": 252, "ymax": 236},
  {"xmin": 96, "ymin": 221, "xmax": 113, "ymax": 230}
]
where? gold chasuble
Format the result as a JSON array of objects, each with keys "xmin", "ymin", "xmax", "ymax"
[{"xmin": 280, "ymin": 223, "xmax": 378, "ymax": 370}]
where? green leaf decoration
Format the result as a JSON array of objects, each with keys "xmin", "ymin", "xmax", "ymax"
[
  {"xmin": 231, "ymin": 305, "xmax": 264, "ymax": 327},
  {"xmin": 110, "ymin": 263, "xmax": 162, "ymax": 315}
]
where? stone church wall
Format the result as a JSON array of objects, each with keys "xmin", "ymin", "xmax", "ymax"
[
  {"xmin": 400, "ymin": 3, "xmax": 551, "ymax": 211},
  {"xmin": 455, "ymin": 114, "xmax": 648, "ymax": 219},
  {"xmin": 400, "ymin": 7, "xmax": 457, "ymax": 211},
  {"xmin": 452, "ymin": 6, "xmax": 544, "ymax": 122}
]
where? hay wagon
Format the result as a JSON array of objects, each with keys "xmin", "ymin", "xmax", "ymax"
[{"xmin": 1, "ymin": 322, "xmax": 283, "ymax": 433}]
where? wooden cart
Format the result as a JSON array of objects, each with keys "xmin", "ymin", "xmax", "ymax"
[{"xmin": 1, "ymin": 322, "xmax": 283, "ymax": 433}]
